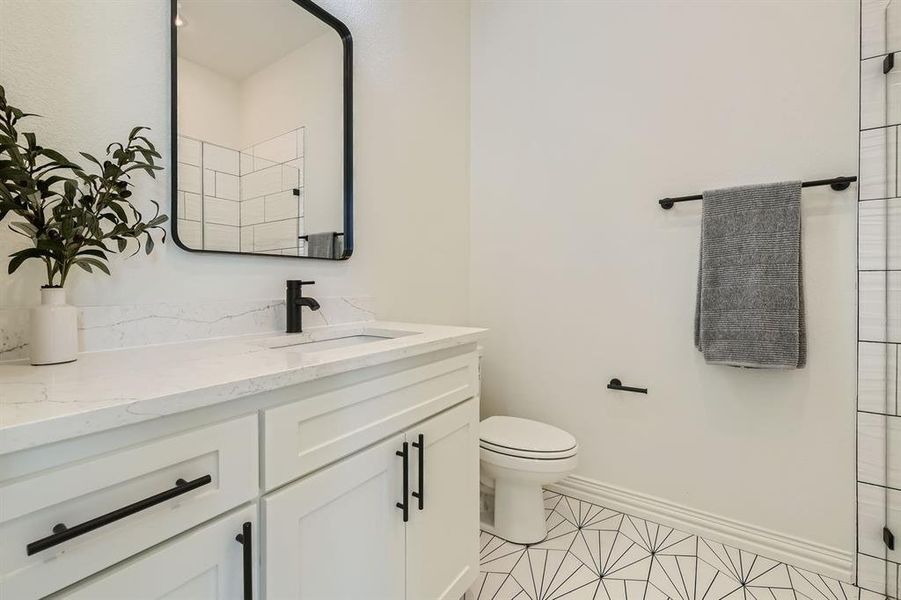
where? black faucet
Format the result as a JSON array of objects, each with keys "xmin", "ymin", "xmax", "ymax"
[{"xmin": 286, "ymin": 280, "xmax": 320, "ymax": 333}]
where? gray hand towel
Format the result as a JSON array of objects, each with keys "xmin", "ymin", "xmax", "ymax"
[
  {"xmin": 306, "ymin": 232, "xmax": 340, "ymax": 259},
  {"xmin": 694, "ymin": 181, "xmax": 806, "ymax": 369}
]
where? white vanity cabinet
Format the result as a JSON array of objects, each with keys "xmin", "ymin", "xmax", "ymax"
[
  {"xmin": 0, "ymin": 340, "xmax": 482, "ymax": 600},
  {"xmin": 264, "ymin": 399, "xmax": 479, "ymax": 600}
]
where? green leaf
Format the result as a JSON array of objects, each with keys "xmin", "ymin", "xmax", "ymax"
[
  {"xmin": 128, "ymin": 126, "xmax": 148, "ymax": 140},
  {"xmin": 41, "ymin": 175, "xmax": 68, "ymax": 188},
  {"xmin": 8, "ymin": 247, "xmax": 51, "ymax": 274},
  {"xmin": 76, "ymin": 248, "xmax": 106, "ymax": 259},
  {"xmin": 76, "ymin": 256, "xmax": 110, "ymax": 275},
  {"xmin": 78, "ymin": 152, "xmax": 102, "ymax": 166},
  {"xmin": 108, "ymin": 201, "xmax": 129, "ymax": 223},
  {"xmin": 39, "ymin": 148, "xmax": 78, "ymax": 167},
  {"xmin": 63, "ymin": 180, "xmax": 77, "ymax": 199},
  {"xmin": 8, "ymin": 221, "xmax": 37, "ymax": 237}
]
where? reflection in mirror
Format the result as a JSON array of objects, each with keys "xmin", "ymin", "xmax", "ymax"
[{"xmin": 173, "ymin": 0, "xmax": 350, "ymax": 259}]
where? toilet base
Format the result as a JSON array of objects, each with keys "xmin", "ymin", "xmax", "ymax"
[
  {"xmin": 492, "ymin": 479, "xmax": 548, "ymax": 544},
  {"xmin": 479, "ymin": 437, "xmax": 578, "ymax": 545}
]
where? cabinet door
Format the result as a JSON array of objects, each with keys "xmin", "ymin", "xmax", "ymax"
[
  {"xmin": 52, "ymin": 505, "xmax": 257, "ymax": 599},
  {"xmin": 264, "ymin": 434, "xmax": 407, "ymax": 600},
  {"xmin": 405, "ymin": 400, "xmax": 480, "ymax": 600}
]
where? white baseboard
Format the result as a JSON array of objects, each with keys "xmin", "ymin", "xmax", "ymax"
[{"xmin": 548, "ymin": 475, "xmax": 854, "ymax": 584}]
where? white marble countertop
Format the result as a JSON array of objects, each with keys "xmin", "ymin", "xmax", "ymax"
[{"xmin": 0, "ymin": 321, "xmax": 485, "ymax": 455}]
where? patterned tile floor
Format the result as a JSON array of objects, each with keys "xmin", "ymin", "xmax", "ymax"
[{"xmin": 467, "ymin": 490, "xmax": 886, "ymax": 600}]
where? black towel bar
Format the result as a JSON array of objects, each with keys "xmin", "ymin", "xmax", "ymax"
[
  {"xmin": 607, "ymin": 378, "xmax": 648, "ymax": 394},
  {"xmin": 659, "ymin": 175, "xmax": 857, "ymax": 209}
]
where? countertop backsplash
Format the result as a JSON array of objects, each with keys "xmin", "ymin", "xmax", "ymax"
[{"xmin": 0, "ymin": 295, "xmax": 375, "ymax": 362}]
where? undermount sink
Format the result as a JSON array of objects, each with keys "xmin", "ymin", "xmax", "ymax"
[{"xmin": 265, "ymin": 328, "xmax": 416, "ymax": 352}]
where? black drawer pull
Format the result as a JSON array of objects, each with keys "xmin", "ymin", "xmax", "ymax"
[
  {"xmin": 411, "ymin": 434, "xmax": 424, "ymax": 510},
  {"xmin": 396, "ymin": 442, "xmax": 409, "ymax": 522},
  {"xmin": 235, "ymin": 521, "xmax": 253, "ymax": 600},
  {"xmin": 26, "ymin": 474, "xmax": 213, "ymax": 556},
  {"xmin": 607, "ymin": 378, "xmax": 648, "ymax": 394}
]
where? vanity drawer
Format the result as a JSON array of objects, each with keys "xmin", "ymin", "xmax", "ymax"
[
  {"xmin": 263, "ymin": 351, "xmax": 478, "ymax": 490},
  {"xmin": 0, "ymin": 414, "xmax": 258, "ymax": 600},
  {"xmin": 49, "ymin": 504, "xmax": 258, "ymax": 600}
]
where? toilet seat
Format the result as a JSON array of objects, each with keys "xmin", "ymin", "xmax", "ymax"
[
  {"xmin": 479, "ymin": 416, "xmax": 578, "ymax": 460},
  {"xmin": 480, "ymin": 445, "xmax": 579, "ymax": 473},
  {"xmin": 479, "ymin": 440, "xmax": 577, "ymax": 460}
]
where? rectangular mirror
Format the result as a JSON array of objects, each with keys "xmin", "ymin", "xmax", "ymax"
[{"xmin": 170, "ymin": 0, "xmax": 352, "ymax": 260}]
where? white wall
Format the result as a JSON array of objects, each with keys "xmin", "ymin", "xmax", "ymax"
[
  {"xmin": 471, "ymin": 0, "xmax": 858, "ymax": 555},
  {"xmin": 176, "ymin": 57, "xmax": 242, "ymax": 149},
  {"xmin": 0, "ymin": 0, "xmax": 470, "ymax": 325},
  {"xmin": 0, "ymin": 0, "xmax": 859, "ymax": 561},
  {"xmin": 240, "ymin": 33, "xmax": 344, "ymax": 234}
]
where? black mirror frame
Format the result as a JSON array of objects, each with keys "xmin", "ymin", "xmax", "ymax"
[{"xmin": 169, "ymin": 0, "xmax": 353, "ymax": 260}]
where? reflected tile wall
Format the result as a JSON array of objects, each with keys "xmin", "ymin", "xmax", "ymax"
[
  {"xmin": 858, "ymin": 2, "xmax": 900, "ymax": 597},
  {"xmin": 177, "ymin": 130, "xmax": 305, "ymax": 255},
  {"xmin": 240, "ymin": 128, "xmax": 305, "ymax": 255}
]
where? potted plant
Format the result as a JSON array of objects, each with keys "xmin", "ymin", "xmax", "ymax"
[{"xmin": 0, "ymin": 86, "xmax": 167, "ymax": 365}]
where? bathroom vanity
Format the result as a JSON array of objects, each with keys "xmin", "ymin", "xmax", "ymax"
[{"xmin": 0, "ymin": 322, "xmax": 484, "ymax": 599}]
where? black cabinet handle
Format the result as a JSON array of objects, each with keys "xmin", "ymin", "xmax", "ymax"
[
  {"xmin": 235, "ymin": 521, "xmax": 252, "ymax": 600},
  {"xmin": 26, "ymin": 474, "xmax": 213, "ymax": 556},
  {"xmin": 411, "ymin": 434, "xmax": 424, "ymax": 510},
  {"xmin": 396, "ymin": 442, "xmax": 409, "ymax": 522},
  {"xmin": 607, "ymin": 378, "xmax": 648, "ymax": 394},
  {"xmin": 884, "ymin": 52, "xmax": 895, "ymax": 74}
]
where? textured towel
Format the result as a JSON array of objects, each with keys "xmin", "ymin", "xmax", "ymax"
[
  {"xmin": 306, "ymin": 232, "xmax": 341, "ymax": 259},
  {"xmin": 694, "ymin": 181, "xmax": 806, "ymax": 369}
]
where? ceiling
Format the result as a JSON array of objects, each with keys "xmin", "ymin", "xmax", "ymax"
[{"xmin": 176, "ymin": 0, "xmax": 333, "ymax": 81}]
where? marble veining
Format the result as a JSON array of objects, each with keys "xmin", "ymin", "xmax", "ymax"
[
  {"xmin": 0, "ymin": 295, "xmax": 374, "ymax": 362},
  {"xmin": 0, "ymin": 321, "xmax": 484, "ymax": 455}
]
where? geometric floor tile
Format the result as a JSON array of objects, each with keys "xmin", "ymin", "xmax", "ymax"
[{"xmin": 467, "ymin": 490, "xmax": 887, "ymax": 600}]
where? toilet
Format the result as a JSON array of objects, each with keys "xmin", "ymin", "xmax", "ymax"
[{"xmin": 479, "ymin": 416, "xmax": 578, "ymax": 544}]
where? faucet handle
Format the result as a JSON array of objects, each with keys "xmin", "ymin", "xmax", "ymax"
[{"xmin": 287, "ymin": 280, "xmax": 316, "ymax": 287}]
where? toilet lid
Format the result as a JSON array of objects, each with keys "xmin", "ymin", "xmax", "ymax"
[{"xmin": 480, "ymin": 416, "xmax": 577, "ymax": 455}]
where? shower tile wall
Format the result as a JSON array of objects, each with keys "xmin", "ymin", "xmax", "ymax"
[
  {"xmin": 175, "ymin": 136, "xmax": 241, "ymax": 251},
  {"xmin": 175, "ymin": 136, "xmax": 204, "ymax": 249},
  {"xmin": 202, "ymin": 142, "xmax": 241, "ymax": 252},
  {"xmin": 858, "ymin": 2, "xmax": 901, "ymax": 597},
  {"xmin": 239, "ymin": 127, "xmax": 305, "ymax": 256},
  {"xmin": 175, "ymin": 128, "xmax": 304, "ymax": 255}
]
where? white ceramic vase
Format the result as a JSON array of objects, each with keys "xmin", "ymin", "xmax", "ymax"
[{"xmin": 30, "ymin": 287, "xmax": 78, "ymax": 366}]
